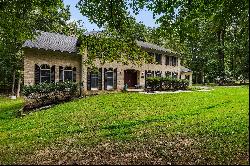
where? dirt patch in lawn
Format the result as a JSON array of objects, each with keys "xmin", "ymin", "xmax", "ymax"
[{"xmin": 16, "ymin": 136, "xmax": 212, "ymax": 165}]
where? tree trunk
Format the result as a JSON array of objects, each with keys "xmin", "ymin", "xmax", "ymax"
[
  {"xmin": 11, "ymin": 70, "xmax": 16, "ymax": 95},
  {"xmin": 16, "ymin": 74, "xmax": 21, "ymax": 97}
]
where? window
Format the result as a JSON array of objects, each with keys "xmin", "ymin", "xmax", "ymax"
[
  {"xmin": 169, "ymin": 56, "xmax": 172, "ymax": 66},
  {"xmin": 155, "ymin": 71, "xmax": 162, "ymax": 77},
  {"xmin": 172, "ymin": 72, "xmax": 178, "ymax": 79},
  {"xmin": 59, "ymin": 66, "xmax": 76, "ymax": 82},
  {"xmin": 155, "ymin": 53, "xmax": 162, "ymax": 64},
  {"xmin": 34, "ymin": 64, "xmax": 55, "ymax": 84},
  {"xmin": 172, "ymin": 57, "xmax": 177, "ymax": 66},
  {"xmin": 91, "ymin": 72, "xmax": 99, "ymax": 90},
  {"xmin": 166, "ymin": 56, "xmax": 170, "ymax": 65},
  {"xmin": 165, "ymin": 71, "xmax": 171, "ymax": 78},
  {"xmin": 104, "ymin": 68, "xmax": 116, "ymax": 90},
  {"xmin": 185, "ymin": 75, "xmax": 190, "ymax": 80},
  {"xmin": 40, "ymin": 64, "xmax": 51, "ymax": 83},
  {"xmin": 87, "ymin": 68, "xmax": 102, "ymax": 90}
]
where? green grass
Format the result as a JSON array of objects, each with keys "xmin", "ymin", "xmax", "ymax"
[{"xmin": 0, "ymin": 86, "xmax": 249, "ymax": 164}]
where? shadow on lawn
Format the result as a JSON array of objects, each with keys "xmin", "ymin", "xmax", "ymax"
[{"xmin": 0, "ymin": 102, "xmax": 23, "ymax": 120}]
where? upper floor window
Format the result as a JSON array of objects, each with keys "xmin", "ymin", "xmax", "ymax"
[
  {"xmin": 59, "ymin": 66, "xmax": 76, "ymax": 82},
  {"xmin": 166, "ymin": 56, "xmax": 178, "ymax": 66},
  {"xmin": 166, "ymin": 56, "xmax": 170, "ymax": 65},
  {"xmin": 166, "ymin": 56, "xmax": 173, "ymax": 66},
  {"xmin": 155, "ymin": 53, "xmax": 162, "ymax": 65},
  {"xmin": 35, "ymin": 64, "xmax": 55, "ymax": 84},
  {"xmin": 172, "ymin": 57, "xmax": 178, "ymax": 66}
]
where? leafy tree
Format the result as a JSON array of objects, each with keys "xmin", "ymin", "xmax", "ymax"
[
  {"xmin": 0, "ymin": 0, "xmax": 85, "ymax": 95},
  {"xmin": 77, "ymin": 0, "xmax": 249, "ymax": 82}
]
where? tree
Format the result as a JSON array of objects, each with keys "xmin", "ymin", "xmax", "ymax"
[
  {"xmin": 77, "ymin": 0, "xmax": 249, "ymax": 82},
  {"xmin": 0, "ymin": 0, "xmax": 83, "ymax": 95}
]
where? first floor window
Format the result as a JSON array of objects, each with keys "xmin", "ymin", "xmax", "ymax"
[
  {"xmin": 104, "ymin": 68, "xmax": 117, "ymax": 90},
  {"xmin": 87, "ymin": 68, "xmax": 102, "ymax": 90},
  {"xmin": 104, "ymin": 68, "xmax": 114, "ymax": 90},
  {"xmin": 91, "ymin": 72, "xmax": 99, "ymax": 90},
  {"xmin": 35, "ymin": 64, "xmax": 55, "ymax": 84},
  {"xmin": 172, "ymin": 72, "xmax": 178, "ymax": 79},
  {"xmin": 165, "ymin": 71, "xmax": 171, "ymax": 78},
  {"xmin": 155, "ymin": 71, "xmax": 162, "ymax": 77},
  {"xmin": 59, "ymin": 66, "xmax": 76, "ymax": 82}
]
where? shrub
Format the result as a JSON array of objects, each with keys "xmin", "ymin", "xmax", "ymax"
[
  {"xmin": 215, "ymin": 77, "xmax": 236, "ymax": 86},
  {"xmin": 146, "ymin": 77, "xmax": 189, "ymax": 91},
  {"xmin": 22, "ymin": 81, "xmax": 78, "ymax": 111}
]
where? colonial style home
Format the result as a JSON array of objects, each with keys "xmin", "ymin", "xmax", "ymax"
[{"xmin": 22, "ymin": 31, "xmax": 192, "ymax": 93}]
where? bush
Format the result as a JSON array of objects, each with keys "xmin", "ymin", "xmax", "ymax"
[
  {"xmin": 22, "ymin": 81, "xmax": 78, "ymax": 111},
  {"xmin": 215, "ymin": 77, "xmax": 236, "ymax": 86},
  {"xmin": 146, "ymin": 77, "xmax": 189, "ymax": 91}
]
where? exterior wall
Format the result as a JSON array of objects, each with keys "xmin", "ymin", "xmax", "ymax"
[
  {"xmin": 180, "ymin": 72, "xmax": 193, "ymax": 86},
  {"xmin": 23, "ymin": 48, "xmax": 192, "ymax": 94},
  {"xmin": 23, "ymin": 48, "xmax": 81, "ymax": 85},
  {"xmin": 81, "ymin": 51, "xmax": 184, "ymax": 92}
]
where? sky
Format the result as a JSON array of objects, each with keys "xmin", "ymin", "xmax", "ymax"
[{"xmin": 63, "ymin": 0, "xmax": 159, "ymax": 32}]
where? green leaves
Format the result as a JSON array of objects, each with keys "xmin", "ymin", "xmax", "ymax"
[{"xmin": 146, "ymin": 76, "xmax": 189, "ymax": 91}]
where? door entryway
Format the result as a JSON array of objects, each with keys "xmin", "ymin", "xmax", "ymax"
[{"xmin": 124, "ymin": 69, "xmax": 138, "ymax": 88}]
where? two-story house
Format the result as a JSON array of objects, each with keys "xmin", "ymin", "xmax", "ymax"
[{"xmin": 23, "ymin": 31, "xmax": 192, "ymax": 93}]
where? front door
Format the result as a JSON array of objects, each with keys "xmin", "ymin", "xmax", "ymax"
[{"xmin": 124, "ymin": 70, "xmax": 137, "ymax": 88}]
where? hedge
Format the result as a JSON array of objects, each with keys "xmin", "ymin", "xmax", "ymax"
[
  {"xmin": 146, "ymin": 77, "xmax": 189, "ymax": 91},
  {"xmin": 22, "ymin": 81, "xmax": 78, "ymax": 111}
]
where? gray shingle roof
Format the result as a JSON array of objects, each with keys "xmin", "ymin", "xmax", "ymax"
[
  {"xmin": 23, "ymin": 31, "xmax": 78, "ymax": 53},
  {"xmin": 23, "ymin": 31, "xmax": 178, "ymax": 55},
  {"xmin": 135, "ymin": 40, "xmax": 177, "ymax": 54}
]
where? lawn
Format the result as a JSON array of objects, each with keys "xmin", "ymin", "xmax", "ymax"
[{"xmin": 0, "ymin": 86, "xmax": 249, "ymax": 165}]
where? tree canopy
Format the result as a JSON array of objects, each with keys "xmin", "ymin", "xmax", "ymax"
[
  {"xmin": 77, "ymin": 0, "xmax": 249, "ymax": 82},
  {"xmin": 0, "ymin": 0, "xmax": 249, "ymax": 94}
]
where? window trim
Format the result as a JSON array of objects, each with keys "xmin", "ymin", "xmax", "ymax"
[
  {"xmin": 106, "ymin": 69, "xmax": 114, "ymax": 90},
  {"xmin": 59, "ymin": 66, "xmax": 76, "ymax": 82},
  {"xmin": 90, "ymin": 72, "xmax": 99, "ymax": 90}
]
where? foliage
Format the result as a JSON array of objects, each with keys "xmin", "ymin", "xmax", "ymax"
[
  {"xmin": 78, "ymin": 17, "xmax": 155, "ymax": 67},
  {"xmin": 77, "ymin": 0, "xmax": 249, "ymax": 83},
  {"xmin": 215, "ymin": 76, "xmax": 236, "ymax": 86},
  {"xmin": 146, "ymin": 76, "xmax": 189, "ymax": 91},
  {"xmin": 0, "ymin": 87, "xmax": 248, "ymax": 164},
  {"xmin": 22, "ymin": 81, "xmax": 78, "ymax": 97},
  {"xmin": 0, "ymin": 0, "xmax": 85, "ymax": 94},
  {"xmin": 22, "ymin": 81, "xmax": 78, "ymax": 111}
]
